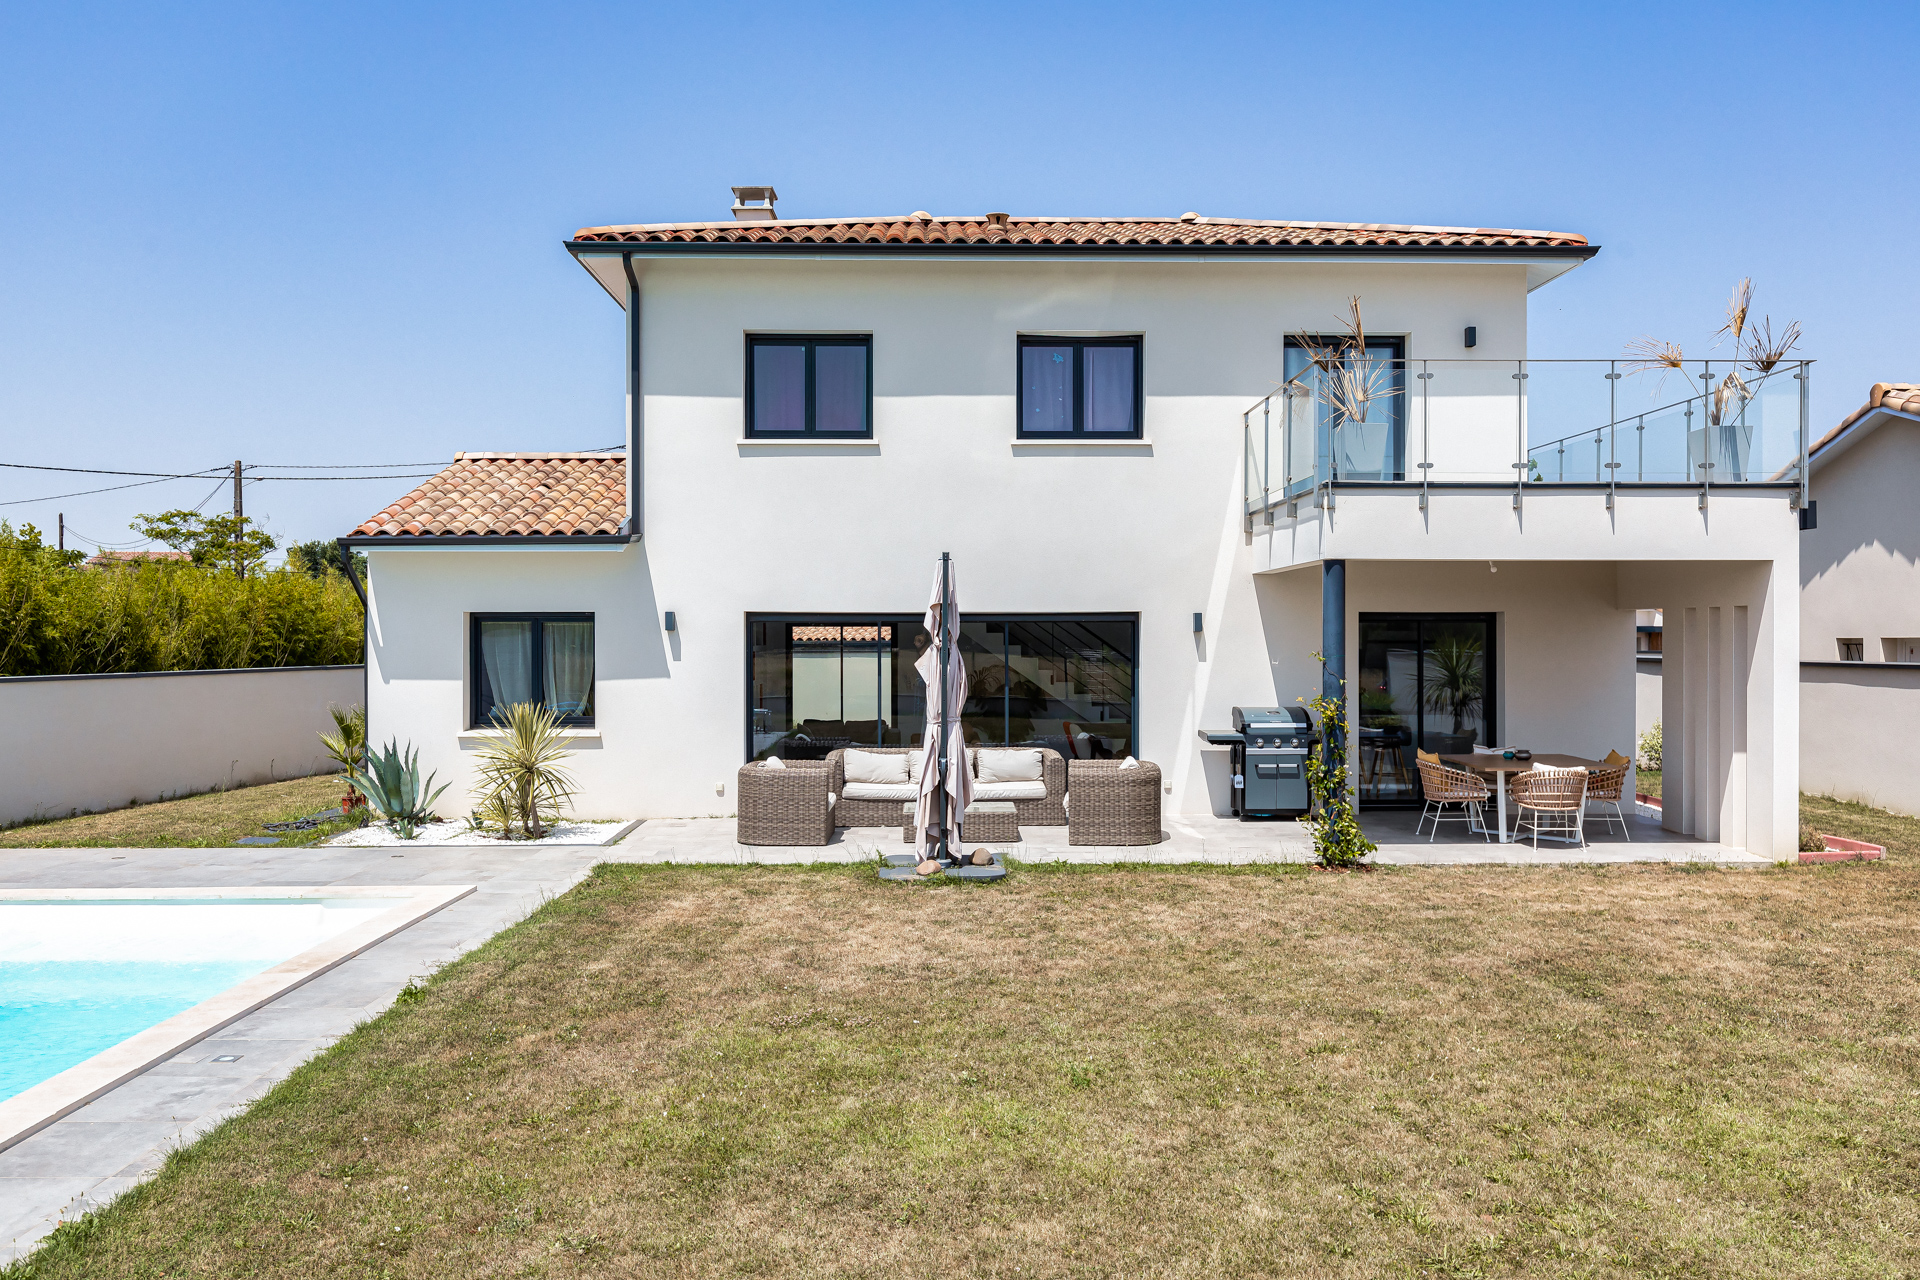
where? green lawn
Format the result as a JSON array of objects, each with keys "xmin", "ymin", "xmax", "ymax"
[
  {"xmin": 14, "ymin": 857, "xmax": 1920, "ymax": 1279},
  {"xmin": 0, "ymin": 774, "xmax": 361, "ymax": 848}
]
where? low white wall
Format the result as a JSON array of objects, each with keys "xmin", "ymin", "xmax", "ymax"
[
  {"xmin": 1801, "ymin": 664, "xmax": 1920, "ymax": 816},
  {"xmin": 0, "ymin": 666, "xmax": 364, "ymax": 826}
]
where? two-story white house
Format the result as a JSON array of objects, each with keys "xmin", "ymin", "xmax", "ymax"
[{"xmin": 343, "ymin": 190, "xmax": 1811, "ymax": 857}]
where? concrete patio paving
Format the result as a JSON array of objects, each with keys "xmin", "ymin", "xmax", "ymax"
[{"xmin": 612, "ymin": 804, "xmax": 1763, "ymax": 867}]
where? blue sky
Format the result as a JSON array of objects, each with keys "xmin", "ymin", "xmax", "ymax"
[{"xmin": 2, "ymin": 0, "xmax": 1913, "ymax": 552}]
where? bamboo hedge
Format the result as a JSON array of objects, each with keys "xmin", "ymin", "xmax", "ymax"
[{"xmin": 0, "ymin": 522, "xmax": 364, "ymax": 677}]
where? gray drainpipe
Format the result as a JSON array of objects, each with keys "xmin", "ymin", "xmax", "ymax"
[{"xmin": 622, "ymin": 252, "xmax": 642, "ymax": 538}]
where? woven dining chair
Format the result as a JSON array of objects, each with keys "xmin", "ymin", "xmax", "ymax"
[
  {"xmin": 1585, "ymin": 764, "xmax": 1631, "ymax": 839},
  {"xmin": 1413, "ymin": 758, "xmax": 1491, "ymax": 842},
  {"xmin": 1510, "ymin": 764, "xmax": 1589, "ymax": 848}
]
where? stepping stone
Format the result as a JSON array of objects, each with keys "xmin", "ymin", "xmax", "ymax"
[{"xmin": 234, "ymin": 836, "xmax": 281, "ymax": 846}]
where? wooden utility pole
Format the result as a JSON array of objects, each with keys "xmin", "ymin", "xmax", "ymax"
[
  {"xmin": 57, "ymin": 513, "xmax": 64, "ymax": 553},
  {"xmin": 232, "ymin": 460, "xmax": 244, "ymax": 579}
]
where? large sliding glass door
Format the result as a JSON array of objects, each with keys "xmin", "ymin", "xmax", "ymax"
[
  {"xmin": 747, "ymin": 614, "xmax": 1136, "ymax": 762},
  {"xmin": 1355, "ymin": 614, "xmax": 1495, "ymax": 807}
]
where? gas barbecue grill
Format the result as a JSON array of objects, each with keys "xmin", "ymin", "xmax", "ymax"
[{"xmin": 1198, "ymin": 706, "xmax": 1316, "ymax": 819}]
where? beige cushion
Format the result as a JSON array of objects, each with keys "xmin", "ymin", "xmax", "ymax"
[
  {"xmin": 1117, "ymin": 755, "xmax": 1140, "ymax": 770},
  {"xmin": 1603, "ymin": 749, "xmax": 1630, "ymax": 767},
  {"xmin": 1529, "ymin": 762, "xmax": 1585, "ymax": 776},
  {"xmin": 972, "ymin": 780, "xmax": 1047, "ymax": 801},
  {"xmin": 842, "ymin": 781, "xmax": 916, "ymax": 801},
  {"xmin": 976, "ymin": 748, "xmax": 1044, "ymax": 784},
  {"xmin": 844, "ymin": 748, "xmax": 908, "ymax": 785},
  {"xmin": 1417, "ymin": 748, "xmax": 1441, "ymax": 765}
]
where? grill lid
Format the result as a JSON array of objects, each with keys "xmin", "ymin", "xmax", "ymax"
[{"xmin": 1232, "ymin": 706, "xmax": 1311, "ymax": 733}]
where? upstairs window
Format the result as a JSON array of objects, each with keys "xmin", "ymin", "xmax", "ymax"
[
  {"xmin": 1018, "ymin": 336, "xmax": 1143, "ymax": 437},
  {"xmin": 472, "ymin": 614, "xmax": 595, "ymax": 727},
  {"xmin": 746, "ymin": 335, "xmax": 871, "ymax": 437},
  {"xmin": 1837, "ymin": 638, "xmax": 1865, "ymax": 662},
  {"xmin": 1884, "ymin": 638, "xmax": 1920, "ymax": 663}
]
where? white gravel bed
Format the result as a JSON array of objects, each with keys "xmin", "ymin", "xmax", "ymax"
[{"xmin": 323, "ymin": 819, "xmax": 634, "ymax": 848}]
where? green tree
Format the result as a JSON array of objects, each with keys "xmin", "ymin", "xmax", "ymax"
[
  {"xmin": 286, "ymin": 539, "xmax": 365, "ymax": 582},
  {"xmin": 131, "ymin": 510, "xmax": 276, "ymax": 578}
]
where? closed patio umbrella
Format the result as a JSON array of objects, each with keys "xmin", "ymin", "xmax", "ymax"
[{"xmin": 912, "ymin": 553, "xmax": 970, "ymax": 862}]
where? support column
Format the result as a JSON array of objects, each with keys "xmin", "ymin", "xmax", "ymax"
[{"xmin": 1322, "ymin": 559, "xmax": 1346, "ymax": 772}]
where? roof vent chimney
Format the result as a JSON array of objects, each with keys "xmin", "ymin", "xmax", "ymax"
[
  {"xmin": 985, "ymin": 211, "xmax": 1009, "ymax": 228},
  {"xmin": 731, "ymin": 186, "xmax": 778, "ymax": 222}
]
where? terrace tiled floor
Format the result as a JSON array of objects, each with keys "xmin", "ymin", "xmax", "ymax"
[{"xmin": 614, "ymin": 803, "xmax": 1762, "ymax": 867}]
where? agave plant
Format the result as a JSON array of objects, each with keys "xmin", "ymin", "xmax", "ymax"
[
  {"xmin": 348, "ymin": 739, "xmax": 449, "ymax": 839},
  {"xmin": 470, "ymin": 701, "xmax": 578, "ymax": 840},
  {"xmin": 317, "ymin": 703, "xmax": 366, "ymax": 773}
]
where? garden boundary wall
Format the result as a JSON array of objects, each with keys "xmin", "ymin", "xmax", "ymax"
[
  {"xmin": 0, "ymin": 665, "xmax": 364, "ymax": 827},
  {"xmin": 1801, "ymin": 662, "xmax": 1920, "ymax": 817}
]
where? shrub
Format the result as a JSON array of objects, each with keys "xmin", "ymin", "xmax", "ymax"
[
  {"xmin": 470, "ymin": 701, "xmax": 579, "ymax": 840},
  {"xmin": 1301, "ymin": 655, "xmax": 1376, "ymax": 868},
  {"xmin": 348, "ymin": 739, "xmax": 450, "ymax": 839},
  {"xmin": 1799, "ymin": 822, "xmax": 1826, "ymax": 853},
  {"xmin": 1639, "ymin": 720, "xmax": 1663, "ymax": 771},
  {"xmin": 0, "ymin": 521, "xmax": 362, "ymax": 676},
  {"xmin": 318, "ymin": 704, "xmax": 366, "ymax": 774}
]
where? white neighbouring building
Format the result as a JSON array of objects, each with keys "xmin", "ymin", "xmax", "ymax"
[{"xmin": 344, "ymin": 192, "xmax": 1813, "ymax": 856}]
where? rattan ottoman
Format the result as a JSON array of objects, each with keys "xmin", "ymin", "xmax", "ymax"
[
  {"xmin": 736, "ymin": 762, "xmax": 833, "ymax": 846},
  {"xmin": 900, "ymin": 800, "xmax": 1020, "ymax": 844},
  {"xmin": 1067, "ymin": 760, "xmax": 1164, "ymax": 845}
]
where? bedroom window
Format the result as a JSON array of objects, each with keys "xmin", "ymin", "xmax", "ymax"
[
  {"xmin": 471, "ymin": 614, "xmax": 595, "ymax": 727},
  {"xmin": 1017, "ymin": 336, "xmax": 1143, "ymax": 437},
  {"xmin": 745, "ymin": 335, "xmax": 872, "ymax": 436}
]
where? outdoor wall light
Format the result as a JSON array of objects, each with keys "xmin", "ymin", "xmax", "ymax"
[
  {"xmin": 1193, "ymin": 613, "xmax": 1204, "ymax": 633},
  {"xmin": 664, "ymin": 612, "xmax": 677, "ymax": 632},
  {"xmin": 1464, "ymin": 326, "xmax": 1478, "ymax": 349}
]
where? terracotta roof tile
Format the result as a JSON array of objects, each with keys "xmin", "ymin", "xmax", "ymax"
[
  {"xmin": 1812, "ymin": 382, "xmax": 1920, "ymax": 455},
  {"xmin": 351, "ymin": 454, "xmax": 627, "ymax": 539},
  {"xmin": 572, "ymin": 214, "xmax": 1589, "ymax": 251}
]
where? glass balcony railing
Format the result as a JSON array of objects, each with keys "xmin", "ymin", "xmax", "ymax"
[{"xmin": 1242, "ymin": 358, "xmax": 1812, "ymax": 519}]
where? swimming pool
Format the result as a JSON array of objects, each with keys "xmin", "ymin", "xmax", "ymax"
[{"xmin": 0, "ymin": 897, "xmax": 406, "ymax": 1104}]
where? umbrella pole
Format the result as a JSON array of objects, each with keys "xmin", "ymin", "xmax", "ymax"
[{"xmin": 937, "ymin": 551, "xmax": 951, "ymax": 864}]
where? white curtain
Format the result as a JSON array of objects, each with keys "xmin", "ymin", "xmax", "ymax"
[
  {"xmin": 1084, "ymin": 346, "xmax": 1135, "ymax": 433},
  {"xmin": 479, "ymin": 620, "xmax": 533, "ymax": 718},
  {"xmin": 543, "ymin": 621, "xmax": 594, "ymax": 717}
]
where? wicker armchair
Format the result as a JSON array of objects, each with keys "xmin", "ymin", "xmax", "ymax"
[
  {"xmin": 1510, "ymin": 765, "xmax": 1589, "ymax": 848},
  {"xmin": 1067, "ymin": 759, "xmax": 1163, "ymax": 846},
  {"xmin": 735, "ymin": 761, "xmax": 833, "ymax": 846},
  {"xmin": 1585, "ymin": 764, "xmax": 1631, "ymax": 839},
  {"xmin": 825, "ymin": 746, "xmax": 1066, "ymax": 829},
  {"xmin": 1413, "ymin": 758, "xmax": 1491, "ymax": 842}
]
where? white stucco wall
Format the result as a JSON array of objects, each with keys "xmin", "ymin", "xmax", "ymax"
[
  {"xmin": 1802, "ymin": 666, "xmax": 1920, "ymax": 815},
  {"xmin": 1802, "ymin": 415, "xmax": 1920, "ymax": 659},
  {"xmin": 0, "ymin": 666, "xmax": 363, "ymax": 826}
]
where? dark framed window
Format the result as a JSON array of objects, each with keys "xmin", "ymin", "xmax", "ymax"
[
  {"xmin": 745, "ymin": 613, "xmax": 1137, "ymax": 762},
  {"xmin": 1355, "ymin": 613, "xmax": 1495, "ymax": 808},
  {"xmin": 1017, "ymin": 336, "xmax": 1143, "ymax": 437},
  {"xmin": 471, "ymin": 613, "xmax": 595, "ymax": 727},
  {"xmin": 1284, "ymin": 334, "xmax": 1407, "ymax": 482},
  {"xmin": 745, "ymin": 335, "xmax": 872, "ymax": 437}
]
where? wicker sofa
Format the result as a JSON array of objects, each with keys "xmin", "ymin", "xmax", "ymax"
[
  {"xmin": 824, "ymin": 745, "xmax": 1067, "ymax": 829},
  {"xmin": 1067, "ymin": 759, "xmax": 1163, "ymax": 845}
]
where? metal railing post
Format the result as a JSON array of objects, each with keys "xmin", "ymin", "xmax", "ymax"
[{"xmin": 1513, "ymin": 359, "xmax": 1528, "ymax": 509}]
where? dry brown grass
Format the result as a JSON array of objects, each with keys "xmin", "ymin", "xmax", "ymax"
[
  {"xmin": 18, "ymin": 858, "xmax": 1920, "ymax": 1279},
  {"xmin": 0, "ymin": 774, "xmax": 351, "ymax": 848}
]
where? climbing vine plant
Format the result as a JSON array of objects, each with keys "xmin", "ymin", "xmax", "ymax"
[{"xmin": 1301, "ymin": 653, "xmax": 1377, "ymax": 868}]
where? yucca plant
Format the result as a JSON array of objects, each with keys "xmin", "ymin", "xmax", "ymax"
[
  {"xmin": 470, "ymin": 701, "xmax": 578, "ymax": 840},
  {"xmin": 348, "ymin": 738, "xmax": 449, "ymax": 839}
]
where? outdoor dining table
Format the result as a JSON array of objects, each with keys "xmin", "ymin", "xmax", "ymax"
[{"xmin": 1440, "ymin": 753, "xmax": 1600, "ymax": 844}]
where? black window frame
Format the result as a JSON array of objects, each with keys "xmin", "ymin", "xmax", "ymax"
[
  {"xmin": 1015, "ymin": 335, "xmax": 1145, "ymax": 439},
  {"xmin": 469, "ymin": 612, "xmax": 596, "ymax": 729},
  {"xmin": 743, "ymin": 334, "xmax": 874, "ymax": 438},
  {"xmin": 742, "ymin": 611, "xmax": 1140, "ymax": 762}
]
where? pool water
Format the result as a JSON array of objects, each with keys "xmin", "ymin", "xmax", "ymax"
[{"xmin": 0, "ymin": 897, "xmax": 402, "ymax": 1104}]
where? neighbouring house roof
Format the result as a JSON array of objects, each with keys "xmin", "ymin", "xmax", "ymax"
[
  {"xmin": 570, "ymin": 213, "xmax": 1592, "ymax": 253},
  {"xmin": 84, "ymin": 549, "xmax": 191, "ymax": 566},
  {"xmin": 350, "ymin": 453, "xmax": 627, "ymax": 539},
  {"xmin": 1810, "ymin": 382, "xmax": 1920, "ymax": 458}
]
